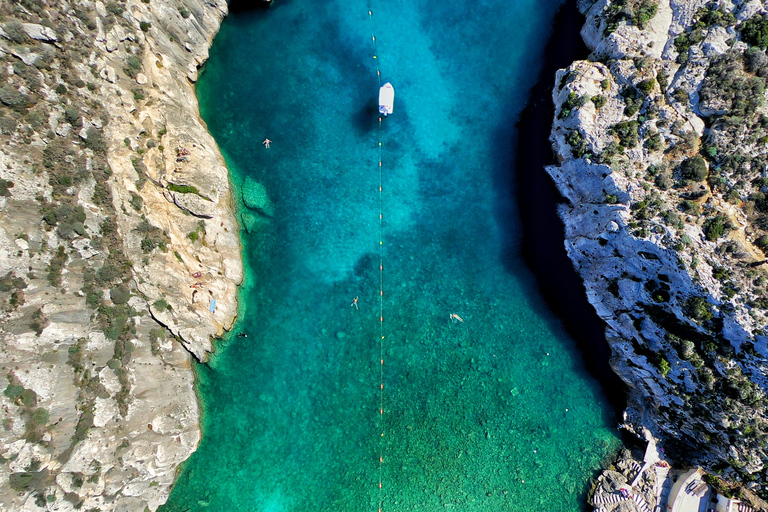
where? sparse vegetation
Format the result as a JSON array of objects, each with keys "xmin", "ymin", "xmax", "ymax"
[
  {"xmin": 591, "ymin": 95, "xmax": 607, "ymax": 109},
  {"xmin": 679, "ymin": 156, "xmax": 708, "ymax": 183},
  {"xmin": 741, "ymin": 14, "xmax": 768, "ymax": 49},
  {"xmin": 558, "ymin": 92, "xmax": 587, "ymax": 119},
  {"xmin": 565, "ymin": 129, "xmax": 589, "ymax": 158},
  {"xmin": 153, "ymin": 298, "xmax": 172, "ymax": 313},
  {"xmin": 124, "ymin": 55, "xmax": 143, "ymax": 79},
  {"xmin": 609, "ymin": 120, "xmax": 640, "ymax": 148},
  {"xmin": 703, "ymin": 213, "xmax": 731, "ymax": 241},
  {"xmin": 602, "ymin": 0, "xmax": 659, "ymax": 35}
]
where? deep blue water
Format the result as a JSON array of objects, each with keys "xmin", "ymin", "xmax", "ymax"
[{"xmin": 161, "ymin": 1, "xmax": 620, "ymax": 510}]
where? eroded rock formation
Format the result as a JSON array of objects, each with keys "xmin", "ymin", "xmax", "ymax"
[
  {"xmin": 0, "ymin": 0, "xmax": 241, "ymax": 509},
  {"xmin": 549, "ymin": 0, "xmax": 768, "ymax": 501}
]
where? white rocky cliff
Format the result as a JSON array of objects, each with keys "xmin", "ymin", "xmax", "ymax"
[
  {"xmin": 549, "ymin": 0, "xmax": 768, "ymax": 501},
  {"xmin": 0, "ymin": 0, "xmax": 242, "ymax": 510}
]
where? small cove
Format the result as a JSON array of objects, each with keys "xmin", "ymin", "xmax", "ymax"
[{"xmin": 162, "ymin": 1, "xmax": 621, "ymax": 510}]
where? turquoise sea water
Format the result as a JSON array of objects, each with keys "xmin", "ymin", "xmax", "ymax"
[{"xmin": 161, "ymin": 1, "xmax": 620, "ymax": 511}]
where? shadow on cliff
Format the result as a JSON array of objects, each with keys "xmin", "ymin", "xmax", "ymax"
[
  {"xmin": 227, "ymin": 0, "xmax": 274, "ymax": 15},
  {"xmin": 503, "ymin": 0, "xmax": 628, "ymax": 413}
]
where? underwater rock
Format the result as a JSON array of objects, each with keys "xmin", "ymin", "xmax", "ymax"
[{"xmin": 241, "ymin": 177, "xmax": 275, "ymax": 217}]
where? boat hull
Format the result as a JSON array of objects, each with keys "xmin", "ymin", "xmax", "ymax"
[{"xmin": 378, "ymin": 82, "xmax": 395, "ymax": 116}]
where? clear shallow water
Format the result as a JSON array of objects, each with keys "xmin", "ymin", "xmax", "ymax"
[{"xmin": 161, "ymin": 1, "xmax": 620, "ymax": 511}]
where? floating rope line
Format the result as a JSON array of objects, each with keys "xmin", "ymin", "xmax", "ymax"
[{"xmin": 367, "ymin": 6, "xmax": 386, "ymax": 512}]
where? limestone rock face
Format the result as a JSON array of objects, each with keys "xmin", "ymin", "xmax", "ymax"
[
  {"xmin": 0, "ymin": 0, "xmax": 242, "ymax": 510},
  {"xmin": 548, "ymin": 0, "xmax": 768, "ymax": 494},
  {"xmin": 581, "ymin": 0, "xmax": 675, "ymax": 60}
]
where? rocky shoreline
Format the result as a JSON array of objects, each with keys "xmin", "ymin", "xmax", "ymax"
[
  {"xmin": 0, "ymin": 1, "xmax": 241, "ymax": 510},
  {"xmin": 547, "ymin": 0, "xmax": 768, "ymax": 507}
]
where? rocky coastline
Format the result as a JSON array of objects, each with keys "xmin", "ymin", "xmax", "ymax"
[
  {"xmin": 547, "ymin": 0, "xmax": 768, "ymax": 507},
  {"xmin": 0, "ymin": 0, "xmax": 241, "ymax": 510}
]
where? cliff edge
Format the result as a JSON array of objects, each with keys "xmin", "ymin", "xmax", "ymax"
[
  {"xmin": 0, "ymin": 0, "xmax": 242, "ymax": 510},
  {"xmin": 548, "ymin": 0, "xmax": 768, "ymax": 501}
]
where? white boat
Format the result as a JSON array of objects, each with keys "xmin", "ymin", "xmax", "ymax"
[{"xmin": 378, "ymin": 82, "xmax": 394, "ymax": 116}]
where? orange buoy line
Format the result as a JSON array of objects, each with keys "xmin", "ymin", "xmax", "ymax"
[{"xmin": 367, "ymin": 5, "xmax": 386, "ymax": 512}]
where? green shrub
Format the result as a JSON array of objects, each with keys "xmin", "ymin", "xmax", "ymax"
[
  {"xmin": 680, "ymin": 156, "xmax": 708, "ymax": 182},
  {"xmin": 109, "ymin": 286, "xmax": 130, "ymax": 305},
  {"xmin": 0, "ymin": 115, "xmax": 17, "ymax": 135},
  {"xmin": 167, "ymin": 183, "xmax": 200, "ymax": 195},
  {"xmin": 621, "ymin": 86, "xmax": 644, "ymax": 116},
  {"xmin": 20, "ymin": 388, "xmax": 38, "ymax": 408},
  {"xmin": 132, "ymin": 88, "xmax": 145, "ymax": 101},
  {"xmin": 741, "ymin": 14, "xmax": 768, "ymax": 49},
  {"xmin": 53, "ymin": 204, "xmax": 87, "ymax": 240},
  {"xmin": 662, "ymin": 210, "xmax": 684, "ymax": 229},
  {"xmin": 95, "ymin": 260, "xmax": 125, "ymax": 286},
  {"xmin": 83, "ymin": 127, "xmax": 106, "ymax": 152},
  {"xmin": 129, "ymin": 192, "xmax": 143, "ymax": 212},
  {"xmin": 106, "ymin": 1, "xmax": 123, "ymax": 15},
  {"xmin": 633, "ymin": 0, "xmax": 658, "ymax": 29},
  {"xmin": 755, "ymin": 235, "xmax": 768, "ymax": 254},
  {"xmin": 558, "ymin": 92, "xmax": 586, "ymax": 119},
  {"xmin": 645, "ymin": 131, "xmax": 662, "ymax": 151},
  {"xmin": 102, "ymin": 305, "xmax": 129, "ymax": 340},
  {"xmin": 180, "ymin": 8, "xmax": 190, "ymax": 18},
  {"xmin": 4, "ymin": 384, "xmax": 24, "ymax": 401},
  {"xmin": 140, "ymin": 21, "xmax": 151, "ymax": 32},
  {"xmin": 591, "ymin": 95, "xmax": 607, "ymax": 109},
  {"xmin": 73, "ymin": 409, "xmax": 94, "ymax": 442},
  {"xmin": 29, "ymin": 308, "xmax": 48, "ymax": 337},
  {"xmin": 153, "ymin": 298, "xmax": 172, "ymax": 312},
  {"xmin": 565, "ymin": 129, "xmax": 589, "ymax": 158},
  {"xmin": 680, "ymin": 200, "xmax": 701, "ymax": 215},
  {"xmin": 686, "ymin": 296, "xmax": 713, "ymax": 322},
  {"xmin": 672, "ymin": 88, "xmax": 688, "ymax": 104},
  {"xmin": 700, "ymin": 50, "xmax": 766, "ymax": 117},
  {"xmin": 0, "ymin": 86, "xmax": 30, "ymax": 110},
  {"xmin": 9, "ymin": 470, "xmax": 50, "ymax": 492},
  {"xmin": 656, "ymin": 70, "xmax": 668, "ymax": 89},
  {"xmin": 9, "ymin": 290, "xmax": 25, "ymax": 308},
  {"xmin": 745, "ymin": 47, "xmax": 768, "ymax": 77},
  {"xmin": 187, "ymin": 230, "xmax": 199, "ymax": 242},
  {"xmin": 637, "ymin": 78, "xmax": 656, "ymax": 94},
  {"xmin": 47, "ymin": 245, "xmax": 68, "ymax": 287},
  {"xmin": 67, "ymin": 339, "xmax": 86, "ymax": 374},
  {"xmin": 4, "ymin": 22, "xmax": 30, "ymax": 44},
  {"xmin": 141, "ymin": 237, "xmax": 156, "ymax": 253},
  {"xmin": 703, "ymin": 213, "xmax": 731, "ymax": 241},
  {"xmin": 697, "ymin": 6, "xmax": 735, "ymax": 28},
  {"xmin": 30, "ymin": 408, "xmax": 48, "ymax": 426},
  {"xmin": 124, "ymin": 55, "xmax": 143, "ymax": 79},
  {"xmin": 659, "ymin": 358, "xmax": 671, "ymax": 377},
  {"xmin": 610, "ymin": 120, "xmax": 640, "ymax": 148}
]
